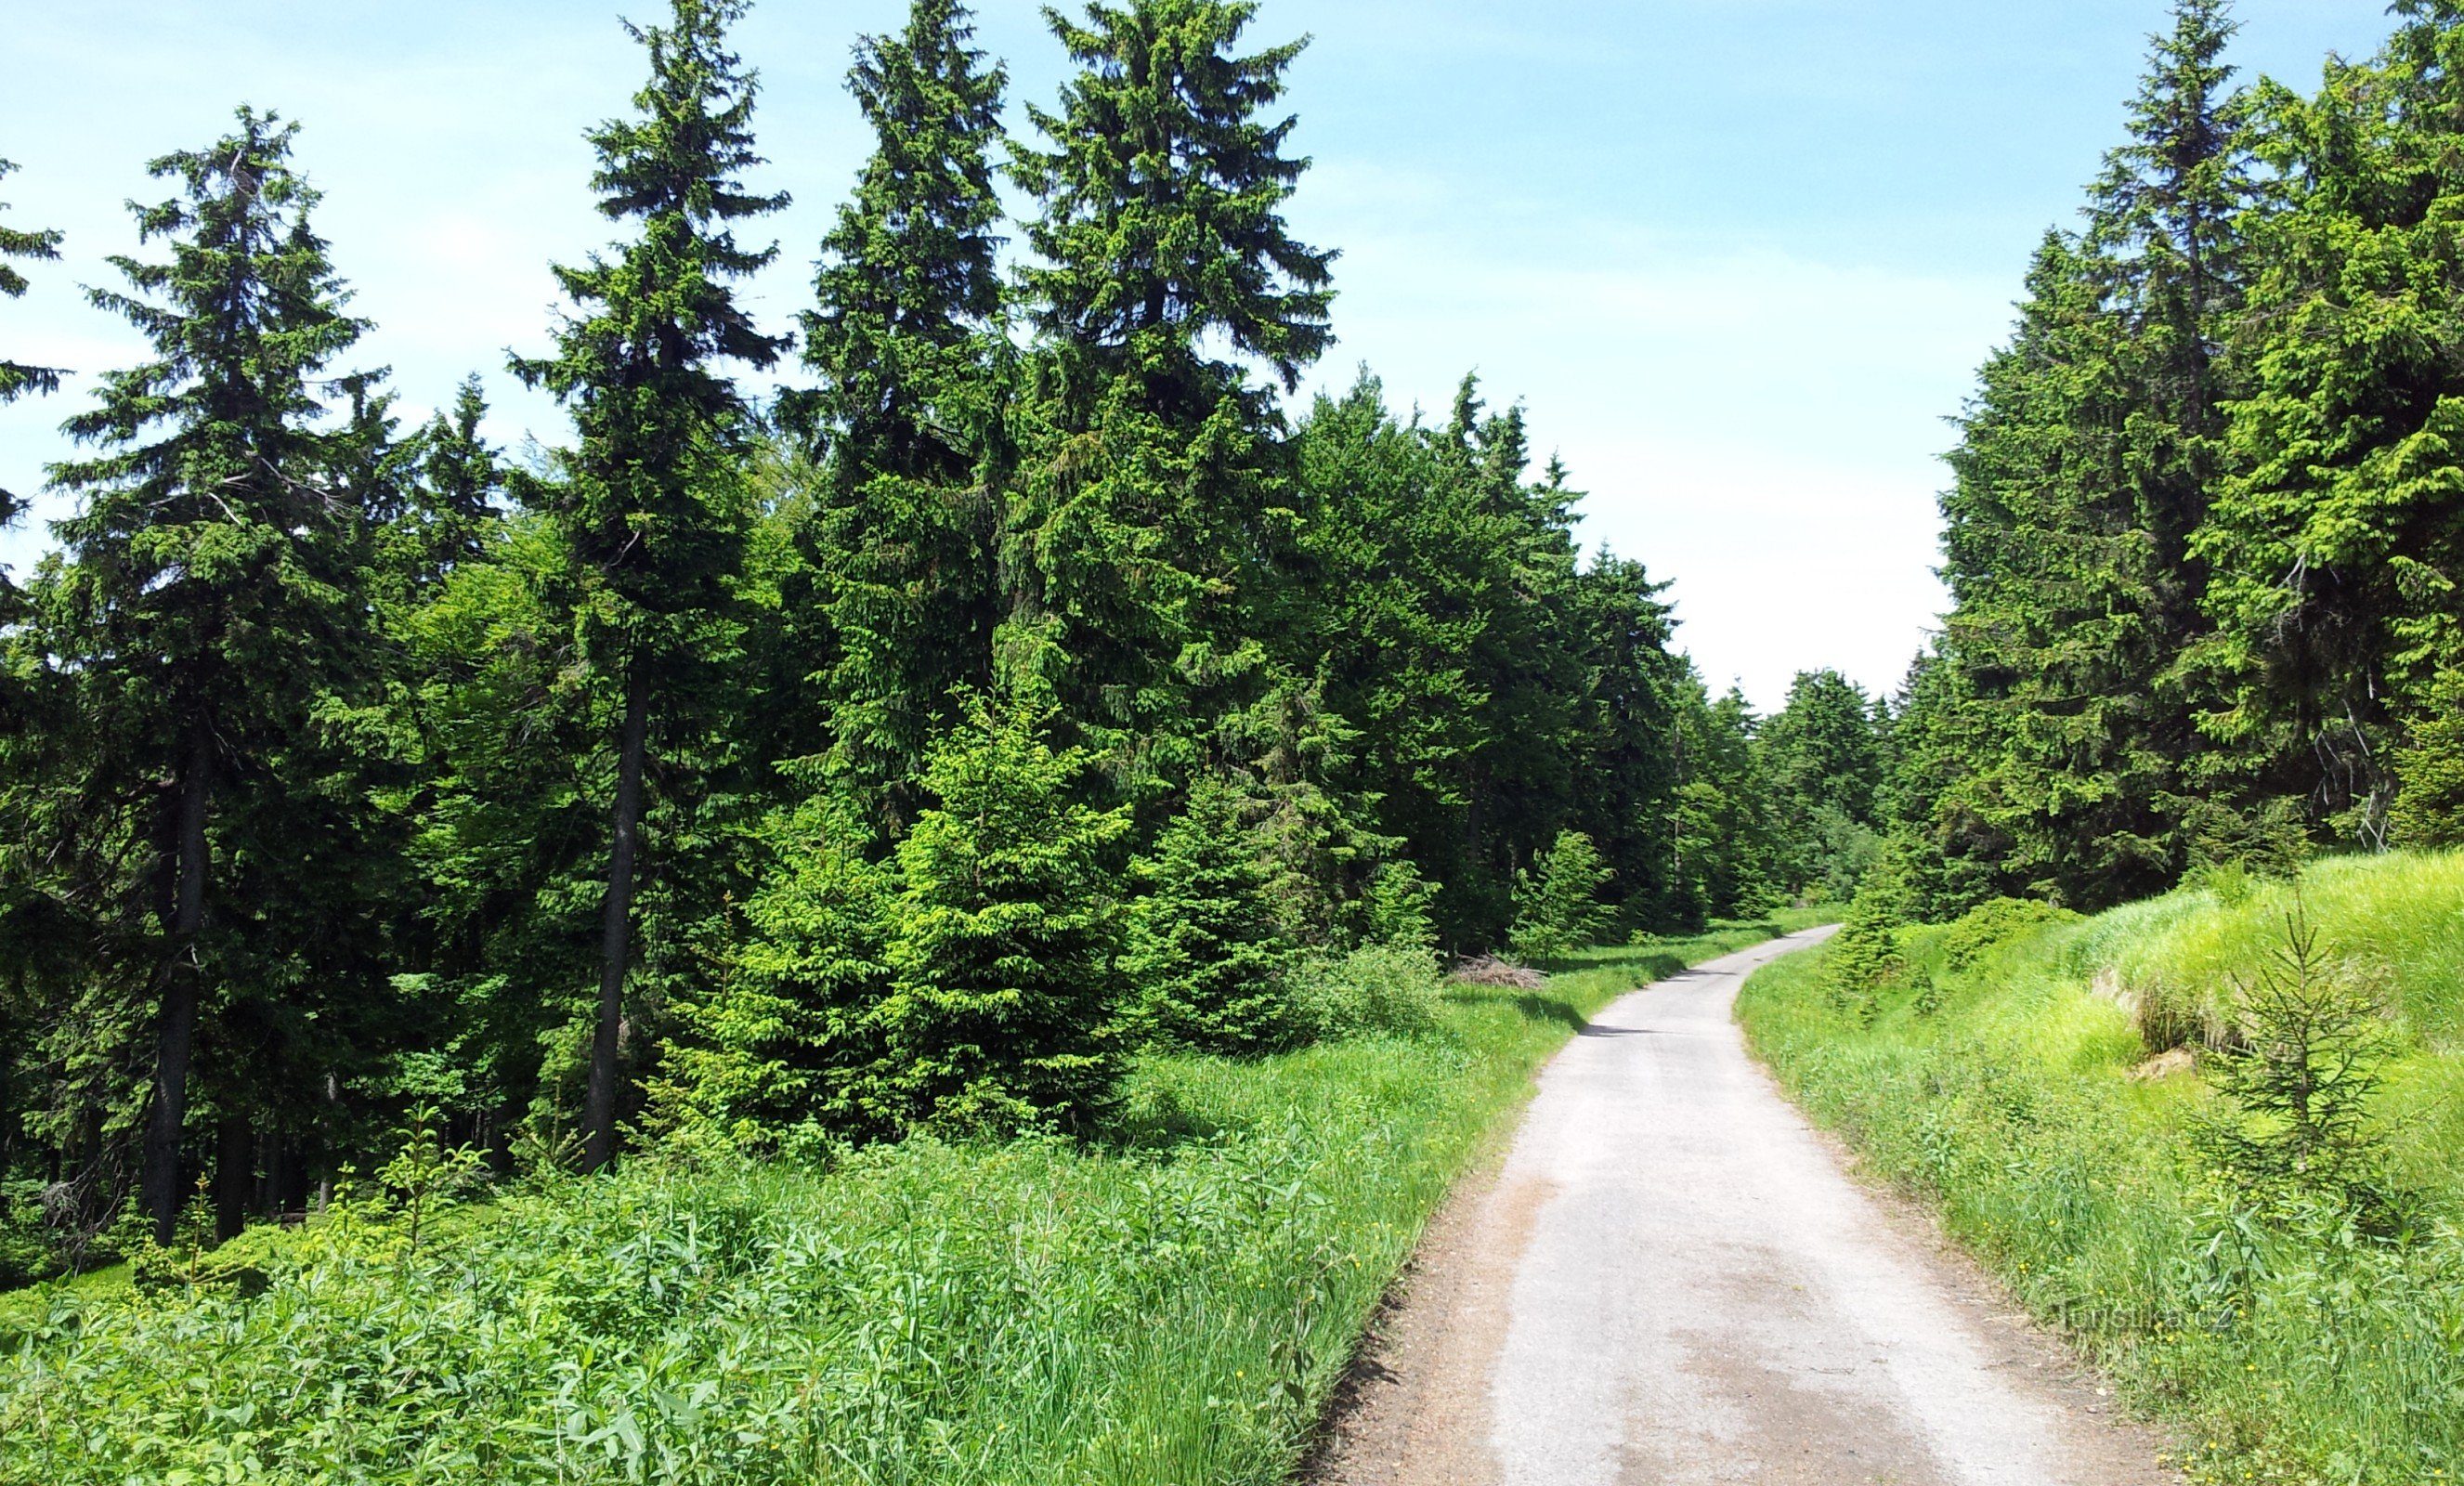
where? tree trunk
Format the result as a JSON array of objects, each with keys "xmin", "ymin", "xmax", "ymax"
[
  {"xmin": 142, "ymin": 723, "xmax": 213, "ymax": 1244},
  {"xmin": 583, "ymin": 668, "xmax": 652, "ymax": 1173}
]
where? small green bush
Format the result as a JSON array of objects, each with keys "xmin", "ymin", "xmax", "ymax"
[
  {"xmin": 1285, "ymin": 942, "xmax": 1443, "ymax": 1042},
  {"xmin": 1938, "ymin": 897, "xmax": 2079, "ymax": 973}
]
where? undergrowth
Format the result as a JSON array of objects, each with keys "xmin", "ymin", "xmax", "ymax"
[
  {"xmin": 1739, "ymin": 854, "xmax": 2464, "ymax": 1486},
  {"xmin": 0, "ymin": 914, "xmax": 1820, "ymax": 1486}
]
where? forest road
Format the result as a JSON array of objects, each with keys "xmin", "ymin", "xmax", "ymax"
[{"xmin": 1304, "ymin": 928, "xmax": 2182, "ymax": 1486}]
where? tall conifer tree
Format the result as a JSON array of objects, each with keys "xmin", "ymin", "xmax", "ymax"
[
  {"xmin": 1923, "ymin": 0, "xmax": 2252, "ymax": 909},
  {"xmin": 2197, "ymin": 0, "xmax": 2464, "ymax": 848},
  {"xmin": 798, "ymin": 0, "xmax": 1010, "ymax": 827},
  {"xmin": 46, "ymin": 110, "xmax": 372, "ymax": 1238},
  {"xmin": 513, "ymin": 0, "xmax": 789, "ymax": 1172},
  {"xmin": 1008, "ymin": 0, "xmax": 1336, "ymax": 752}
]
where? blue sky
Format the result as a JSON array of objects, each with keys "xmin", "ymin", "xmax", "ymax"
[{"xmin": 0, "ymin": 0, "xmax": 2397, "ymax": 708}]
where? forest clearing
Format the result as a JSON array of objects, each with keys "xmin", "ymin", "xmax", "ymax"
[{"xmin": 6, "ymin": 0, "xmax": 2464, "ymax": 1482}]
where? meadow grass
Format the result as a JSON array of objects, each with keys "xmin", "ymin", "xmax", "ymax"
[
  {"xmin": 1738, "ymin": 854, "xmax": 2464, "ymax": 1486},
  {"xmin": 0, "ymin": 914, "xmax": 1819, "ymax": 1486}
]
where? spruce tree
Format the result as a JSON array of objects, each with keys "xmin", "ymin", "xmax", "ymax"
[
  {"xmin": 1923, "ymin": 1, "xmax": 2253, "ymax": 911},
  {"xmin": 1120, "ymin": 775, "xmax": 1297, "ymax": 1053},
  {"xmin": 2197, "ymin": 0, "xmax": 2464, "ymax": 850},
  {"xmin": 880, "ymin": 693, "xmax": 1130, "ymax": 1132},
  {"xmin": 0, "ymin": 159, "xmax": 62, "ymax": 410},
  {"xmin": 1757, "ymin": 671, "xmax": 1887, "ymax": 900},
  {"xmin": 512, "ymin": 0, "xmax": 789, "ymax": 1171},
  {"xmin": 46, "ymin": 109, "xmax": 372, "ymax": 1239},
  {"xmin": 0, "ymin": 158, "xmax": 65, "ymax": 534},
  {"xmin": 1507, "ymin": 830, "xmax": 1613, "ymax": 965},
  {"xmin": 1007, "ymin": 0, "xmax": 1336, "ymax": 753},
  {"xmin": 1015, "ymin": 0, "xmax": 1334, "ymax": 396},
  {"xmin": 393, "ymin": 374, "xmax": 502, "ymax": 596},
  {"xmin": 797, "ymin": 0, "xmax": 1010, "ymax": 828}
]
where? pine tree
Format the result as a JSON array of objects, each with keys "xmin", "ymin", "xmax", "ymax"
[
  {"xmin": 653, "ymin": 796, "xmax": 897, "ymax": 1145},
  {"xmin": 1120, "ymin": 775, "xmax": 1297, "ymax": 1053},
  {"xmin": 511, "ymin": 0, "xmax": 789, "ymax": 1171},
  {"xmin": 1667, "ymin": 679, "xmax": 1778, "ymax": 923},
  {"xmin": 880, "ymin": 693, "xmax": 1130, "ymax": 1132},
  {"xmin": 797, "ymin": 0, "xmax": 1010, "ymax": 828},
  {"xmin": 1757, "ymin": 670, "xmax": 1887, "ymax": 901},
  {"xmin": 393, "ymin": 375, "xmax": 502, "ymax": 596},
  {"xmin": 1923, "ymin": 0, "xmax": 2252, "ymax": 911},
  {"xmin": 45, "ymin": 109, "xmax": 373, "ymax": 1239},
  {"xmin": 2390, "ymin": 669, "xmax": 2464, "ymax": 848}
]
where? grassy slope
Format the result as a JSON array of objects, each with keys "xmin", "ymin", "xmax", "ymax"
[
  {"xmin": 0, "ymin": 914, "xmax": 1822, "ymax": 1486},
  {"xmin": 1738, "ymin": 854, "xmax": 2464, "ymax": 1486}
]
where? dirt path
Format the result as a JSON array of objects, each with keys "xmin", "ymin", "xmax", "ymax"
[{"xmin": 1306, "ymin": 929, "xmax": 2183, "ymax": 1486}]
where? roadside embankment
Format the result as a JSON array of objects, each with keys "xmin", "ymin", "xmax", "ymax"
[{"xmin": 1739, "ymin": 853, "xmax": 2464, "ymax": 1485}]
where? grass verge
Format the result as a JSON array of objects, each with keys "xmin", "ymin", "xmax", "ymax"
[
  {"xmin": 0, "ymin": 913, "xmax": 1819, "ymax": 1486},
  {"xmin": 1738, "ymin": 854, "xmax": 2464, "ymax": 1486}
]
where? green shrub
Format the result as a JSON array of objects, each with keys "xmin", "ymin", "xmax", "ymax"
[
  {"xmin": 1285, "ymin": 942, "xmax": 1443, "ymax": 1042},
  {"xmin": 1938, "ymin": 897, "xmax": 2079, "ymax": 972}
]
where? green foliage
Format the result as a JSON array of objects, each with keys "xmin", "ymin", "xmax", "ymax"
[
  {"xmin": 1667, "ymin": 679, "xmax": 1780, "ymax": 924},
  {"xmin": 0, "ymin": 0, "xmax": 1865, "ymax": 1282},
  {"xmin": 1507, "ymin": 829, "xmax": 1614, "ymax": 964},
  {"xmin": 652, "ymin": 799, "xmax": 898, "ymax": 1147},
  {"xmin": 1938, "ymin": 897, "xmax": 2080, "ymax": 974},
  {"xmin": 1282, "ymin": 942, "xmax": 1442, "ymax": 1043},
  {"xmin": 2391, "ymin": 669, "xmax": 2464, "ymax": 849},
  {"xmin": 1823, "ymin": 880, "xmax": 1905, "ymax": 1018},
  {"xmin": 880, "ymin": 695, "xmax": 1132, "ymax": 1133},
  {"xmin": 1014, "ymin": 0, "xmax": 1335, "ymax": 392},
  {"xmin": 1756, "ymin": 670, "xmax": 1888, "ymax": 900},
  {"xmin": 1121, "ymin": 776, "xmax": 1302, "ymax": 1054}
]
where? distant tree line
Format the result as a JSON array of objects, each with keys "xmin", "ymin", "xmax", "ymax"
[
  {"xmin": 0, "ymin": 0, "xmax": 1888, "ymax": 1269},
  {"xmin": 1881, "ymin": 0, "xmax": 2464, "ymax": 919}
]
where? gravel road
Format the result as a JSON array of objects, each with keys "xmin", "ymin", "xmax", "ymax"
[{"xmin": 1307, "ymin": 929, "xmax": 2181, "ymax": 1486}]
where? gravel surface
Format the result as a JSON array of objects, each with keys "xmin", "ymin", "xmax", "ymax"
[{"xmin": 1306, "ymin": 929, "xmax": 2184, "ymax": 1486}]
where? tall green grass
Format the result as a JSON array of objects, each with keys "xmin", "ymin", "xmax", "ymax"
[
  {"xmin": 1739, "ymin": 854, "xmax": 2464, "ymax": 1486},
  {"xmin": 0, "ymin": 917, "xmax": 1816, "ymax": 1486}
]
